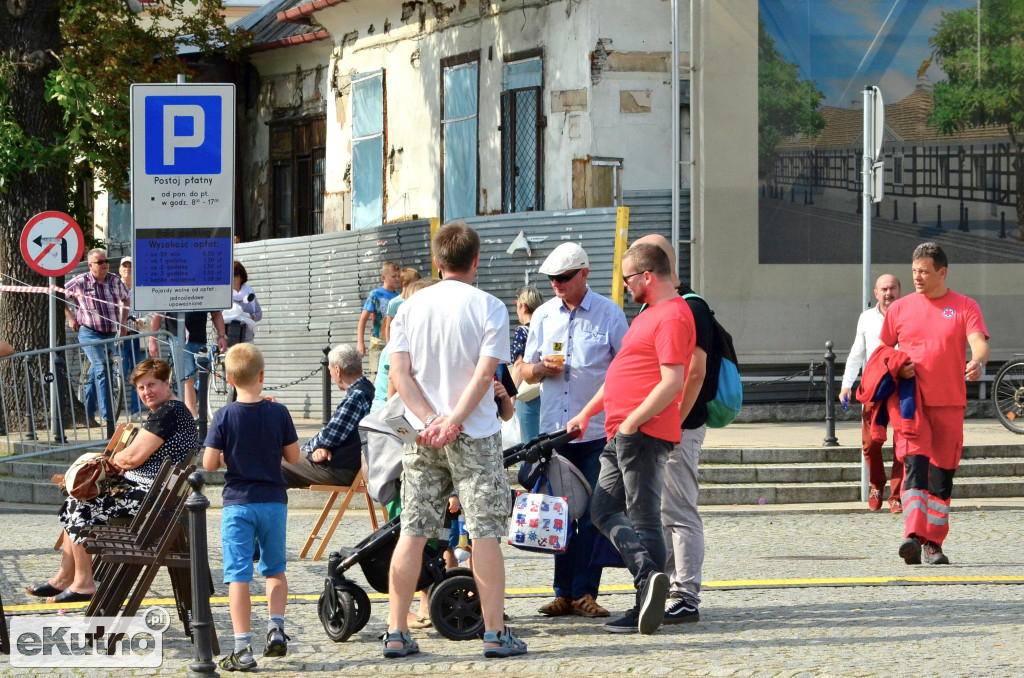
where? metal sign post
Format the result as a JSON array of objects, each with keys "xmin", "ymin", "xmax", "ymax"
[
  {"xmin": 130, "ymin": 83, "xmax": 235, "ymax": 314},
  {"xmin": 861, "ymin": 86, "xmax": 884, "ymax": 502},
  {"xmin": 20, "ymin": 211, "xmax": 85, "ymax": 442}
]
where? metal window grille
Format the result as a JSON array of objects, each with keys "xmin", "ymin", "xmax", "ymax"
[{"xmin": 501, "ymin": 86, "xmax": 543, "ymax": 213}]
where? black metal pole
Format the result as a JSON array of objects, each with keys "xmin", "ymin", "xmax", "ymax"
[
  {"xmin": 23, "ymin": 359, "xmax": 36, "ymax": 441},
  {"xmin": 52, "ymin": 352, "xmax": 67, "ymax": 443},
  {"xmin": 321, "ymin": 345, "xmax": 331, "ymax": 425},
  {"xmin": 197, "ymin": 352, "xmax": 210, "ymax": 441},
  {"xmin": 823, "ymin": 341, "xmax": 839, "ymax": 447},
  {"xmin": 999, "ymin": 212, "xmax": 1006, "ymax": 239},
  {"xmin": 185, "ymin": 472, "xmax": 219, "ymax": 677}
]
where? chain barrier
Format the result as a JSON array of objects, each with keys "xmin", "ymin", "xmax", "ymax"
[
  {"xmin": 263, "ymin": 365, "xmax": 324, "ymax": 392},
  {"xmin": 744, "ymin": 361, "xmax": 824, "ymax": 389}
]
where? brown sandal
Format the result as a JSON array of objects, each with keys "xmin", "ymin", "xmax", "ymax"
[
  {"xmin": 572, "ymin": 594, "xmax": 610, "ymax": 617},
  {"xmin": 537, "ymin": 596, "xmax": 572, "ymax": 616}
]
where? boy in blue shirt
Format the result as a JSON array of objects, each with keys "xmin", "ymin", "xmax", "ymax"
[{"xmin": 203, "ymin": 343, "xmax": 300, "ymax": 671}]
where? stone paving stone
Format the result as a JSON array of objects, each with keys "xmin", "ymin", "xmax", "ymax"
[{"xmin": 1, "ymin": 504, "xmax": 1021, "ymax": 677}]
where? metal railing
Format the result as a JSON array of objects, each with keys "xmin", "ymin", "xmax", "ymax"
[{"xmin": 0, "ymin": 331, "xmax": 182, "ymax": 462}]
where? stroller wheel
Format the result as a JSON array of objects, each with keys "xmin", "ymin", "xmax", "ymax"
[
  {"xmin": 429, "ymin": 566, "xmax": 473, "ymax": 598},
  {"xmin": 337, "ymin": 580, "xmax": 372, "ymax": 634},
  {"xmin": 428, "ymin": 575, "xmax": 483, "ymax": 641},
  {"xmin": 318, "ymin": 588, "xmax": 357, "ymax": 642}
]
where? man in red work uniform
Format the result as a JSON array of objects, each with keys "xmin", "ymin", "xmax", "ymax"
[{"xmin": 879, "ymin": 242, "xmax": 989, "ymax": 565}]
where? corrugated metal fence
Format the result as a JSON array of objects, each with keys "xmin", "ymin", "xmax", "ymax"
[{"xmin": 206, "ymin": 190, "xmax": 689, "ymax": 417}]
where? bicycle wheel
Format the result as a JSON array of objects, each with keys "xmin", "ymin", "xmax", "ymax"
[
  {"xmin": 206, "ymin": 355, "xmax": 233, "ymax": 420},
  {"xmin": 992, "ymin": 358, "xmax": 1024, "ymax": 434}
]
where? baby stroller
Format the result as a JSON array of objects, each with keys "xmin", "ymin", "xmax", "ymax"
[{"xmin": 317, "ymin": 427, "xmax": 581, "ymax": 642}]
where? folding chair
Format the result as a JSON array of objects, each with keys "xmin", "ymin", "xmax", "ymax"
[{"xmin": 299, "ymin": 470, "xmax": 386, "ymax": 561}]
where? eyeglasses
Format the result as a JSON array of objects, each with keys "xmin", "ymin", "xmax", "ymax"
[
  {"xmin": 622, "ymin": 270, "xmax": 649, "ymax": 283},
  {"xmin": 90, "ymin": 259, "xmax": 109, "ymax": 266},
  {"xmin": 547, "ymin": 269, "xmax": 581, "ymax": 284}
]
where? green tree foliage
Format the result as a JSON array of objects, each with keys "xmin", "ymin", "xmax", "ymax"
[
  {"xmin": 930, "ymin": 0, "xmax": 1024, "ymax": 240},
  {"xmin": 758, "ymin": 16, "xmax": 826, "ymax": 184},
  {"xmin": 0, "ymin": 0, "xmax": 248, "ymax": 355}
]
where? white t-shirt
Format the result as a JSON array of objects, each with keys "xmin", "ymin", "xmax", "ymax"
[
  {"xmin": 391, "ymin": 278, "xmax": 510, "ymax": 439},
  {"xmin": 841, "ymin": 305, "xmax": 885, "ymax": 390}
]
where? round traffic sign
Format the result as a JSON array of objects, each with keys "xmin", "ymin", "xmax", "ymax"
[{"xmin": 20, "ymin": 211, "xmax": 86, "ymax": 278}]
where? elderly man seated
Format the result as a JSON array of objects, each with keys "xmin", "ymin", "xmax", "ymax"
[{"xmin": 282, "ymin": 344, "xmax": 375, "ymax": 487}]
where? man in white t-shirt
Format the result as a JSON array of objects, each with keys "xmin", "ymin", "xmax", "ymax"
[
  {"xmin": 383, "ymin": 222, "xmax": 525, "ymax": 659},
  {"xmin": 839, "ymin": 273, "xmax": 903, "ymax": 512}
]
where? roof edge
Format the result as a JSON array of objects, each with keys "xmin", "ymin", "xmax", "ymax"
[
  {"xmin": 251, "ymin": 28, "xmax": 331, "ymax": 52},
  {"xmin": 278, "ymin": 0, "xmax": 347, "ymax": 23}
]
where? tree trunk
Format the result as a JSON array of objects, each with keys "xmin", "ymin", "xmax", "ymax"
[{"xmin": 0, "ymin": 1, "xmax": 64, "ymax": 353}]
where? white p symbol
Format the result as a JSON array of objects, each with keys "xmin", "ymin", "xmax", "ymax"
[{"xmin": 163, "ymin": 104, "xmax": 205, "ymax": 165}]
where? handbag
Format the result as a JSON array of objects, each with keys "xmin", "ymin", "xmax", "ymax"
[
  {"xmin": 515, "ymin": 379, "xmax": 541, "ymax": 403},
  {"xmin": 507, "ymin": 476, "xmax": 570, "ymax": 554},
  {"xmin": 62, "ymin": 453, "xmax": 127, "ymax": 501},
  {"xmin": 517, "ymin": 452, "xmax": 592, "ymax": 521}
]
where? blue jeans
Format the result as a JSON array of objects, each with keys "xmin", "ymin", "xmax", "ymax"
[
  {"xmin": 552, "ymin": 438, "xmax": 605, "ymax": 600},
  {"xmin": 79, "ymin": 327, "xmax": 116, "ymax": 423},
  {"xmin": 591, "ymin": 430, "xmax": 672, "ymax": 598},
  {"xmin": 515, "ymin": 397, "xmax": 541, "ymax": 443},
  {"xmin": 120, "ymin": 336, "xmax": 143, "ymax": 415}
]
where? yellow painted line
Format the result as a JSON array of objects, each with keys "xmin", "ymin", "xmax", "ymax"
[{"xmin": 7, "ymin": 575, "xmax": 1021, "ymax": 613}]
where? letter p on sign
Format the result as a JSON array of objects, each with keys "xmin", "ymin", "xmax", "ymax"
[{"xmin": 144, "ymin": 95, "xmax": 221, "ymax": 174}]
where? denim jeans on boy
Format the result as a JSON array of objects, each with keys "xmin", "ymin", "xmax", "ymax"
[
  {"xmin": 79, "ymin": 326, "xmax": 116, "ymax": 423},
  {"xmin": 552, "ymin": 438, "xmax": 605, "ymax": 600},
  {"xmin": 590, "ymin": 430, "xmax": 672, "ymax": 598}
]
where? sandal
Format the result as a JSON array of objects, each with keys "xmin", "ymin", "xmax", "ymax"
[
  {"xmin": 483, "ymin": 626, "xmax": 527, "ymax": 658},
  {"xmin": 381, "ymin": 629, "xmax": 419, "ymax": 658},
  {"xmin": 25, "ymin": 582, "xmax": 64, "ymax": 598},
  {"xmin": 48, "ymin": 589, "xmax": 93, "ymax": 604},
  {"xmin": 537, "ymin": 596, "xmax": 572, "ymax": 616},
  {"xmin": 572, "ymin": 594, "xmax": 610, "ymax": 617}
]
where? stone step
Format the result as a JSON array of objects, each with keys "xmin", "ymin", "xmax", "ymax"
[
  {"xmin": 698, "ymin": 477, "xmax": 1024, "ymax": 505},
  {"xmin": 698, "ymin": 458, "xmax": 1024, "ymax": 484},
  {"xmin": 701, "ymin": 443, "xmax": 1024, "ymax": 464}
]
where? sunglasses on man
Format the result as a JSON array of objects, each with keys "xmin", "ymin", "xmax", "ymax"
[{"xmin": 547, "ymin": 269, "xmax": 581, "ymax": 284}]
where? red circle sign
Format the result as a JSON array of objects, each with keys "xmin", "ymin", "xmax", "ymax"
[{"xmin": 20, "ymin": 211, "xmax": 86, "ymax": 278}]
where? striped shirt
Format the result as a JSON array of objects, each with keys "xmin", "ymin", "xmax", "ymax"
[{"xmin": 64, "ymin": 272, "xmax": 129, "ymax": 333}]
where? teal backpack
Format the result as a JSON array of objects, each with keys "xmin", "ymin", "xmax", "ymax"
[{"xmin": 682, "ymin": 293, "xmax": 743, "ymax": 427}]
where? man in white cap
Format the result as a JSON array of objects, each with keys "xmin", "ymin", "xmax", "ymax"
[{"xmin": 521, "ymin": 242, "xmax": 628, "ymax": 620}]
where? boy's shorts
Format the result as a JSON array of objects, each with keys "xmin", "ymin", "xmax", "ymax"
[
  {"xmin": 400, "ymin": 431, "xmax": 510, "ymax": 540},
  {"xmin": 222, "ymin": 502, "xmax": 288, "ymax": 583}
]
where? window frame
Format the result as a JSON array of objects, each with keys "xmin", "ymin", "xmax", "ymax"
[{"xmin": 440, "ymin": 51, "xmax": 481, "ymax": 223}]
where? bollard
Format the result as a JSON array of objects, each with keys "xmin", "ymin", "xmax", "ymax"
[
  {"xmin": 893, "ymin": 200, "xmax": 898, "ymax": 221},
  {"xmin": 999, "ymin": 212, "xmax": 1006, "ymax": 239},
  {"xmin": 790, "ymin": 186, "xmax": 795, "ymax": 202},
  {"xmin": 823, "ymin": 341, "xmax": 838, "ymax": 447},
  {"xmin": 912, "ymin": 201, "xmax": 918, "ymax": 224},
  {"xmin": 196, "ymin": 352, "xmax": 210, "ymax": 441},
  {"xmin": 321, "ymin": 345, "xmax": 331, "ymax": 425},
  {"xmin": 186, "ymin": 472, "xmax": 219, "ymax": 677},
  {"xmin": 803, "ymin": 189, "xmax": 808, "ymax": 205},
  {"xmin": 937, "ymin": 204, "xmax": 942, "ymax": 229},
  {"xmin": 962, "ymin": 206, "xmax": 970, "ymax": 231},
  {"xmin": 874, "ymin": 201, "xmax": 880, "ymax": 218}
]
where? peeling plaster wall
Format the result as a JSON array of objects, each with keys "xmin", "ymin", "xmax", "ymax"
[
  {"xmin": 244, "ymin": 42, "xmax": 333, "ymax": 239},
  {"xmin": 309, "ymin": 0, "xmax": 687, "ymax": 218}
]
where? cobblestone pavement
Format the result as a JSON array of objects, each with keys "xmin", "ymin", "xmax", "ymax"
[{"xmin": 2, "ymin": 503, "xmax": 1022, "ymax": 677}]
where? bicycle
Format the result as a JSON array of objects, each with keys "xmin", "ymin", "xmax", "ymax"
[
  {"xmin": 76, "ymin": 347, "xmax": 126, "ymax": 423},
  {"xmin": 992, "ymin": 355, "xmax": 1024, "ymax": 434}
]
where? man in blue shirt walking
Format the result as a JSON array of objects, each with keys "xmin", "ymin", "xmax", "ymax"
[{"xmin": 521, "ymin": 242, "xmax": 628, "ymax": 619}]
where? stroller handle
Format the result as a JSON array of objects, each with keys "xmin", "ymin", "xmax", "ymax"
[{"xmin": 502, "ymin": 428, "xmax": 581, "ymax": 467}]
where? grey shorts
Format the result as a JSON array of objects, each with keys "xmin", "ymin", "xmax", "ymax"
[{"xmin": 400, "ymin": 431, "xmax": 511, "ymax": 540}]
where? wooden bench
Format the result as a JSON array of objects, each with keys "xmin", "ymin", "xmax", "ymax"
[{"xmin": 299, "ymin": 471, "xmax": 386, "ymax": 561}]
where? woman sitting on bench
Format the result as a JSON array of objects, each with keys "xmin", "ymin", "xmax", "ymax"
[{"xmin": 25, "ymin": 358, "xmax": 199, "ymax": 604}]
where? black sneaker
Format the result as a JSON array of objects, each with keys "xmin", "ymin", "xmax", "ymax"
[
  {"xmin": 604, "ymin": 608, "xmax": 639, "ymax": 634},
  {"xmin": 922, "ymin": 541, "xmax": 950, "ymax": 565},
  {"xmin": 664, "ymin": 598, "xmax": 700, "ymax": 624},
  {"xmin": 219, "ymin": 645, "xmax": 257, "ymax": 672},
  {"xmin": 899, "ymin": 536, "xmax": 922, "ymax": 565},
  {"xmin": 263, "ymin": 627, "xmax": 289, "ymax": 657},
  {"xmin": 637, "ymin": 572, "xmax": 669, "ymax": 635}
]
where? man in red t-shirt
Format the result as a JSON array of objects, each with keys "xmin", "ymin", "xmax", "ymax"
[
  {"xmin": 568, "ymin": 242, "xmax": 695, "ymax": 635},
  {"xmin": 879, "ymin": 242, "xmax": 989, "ymax": 566}
]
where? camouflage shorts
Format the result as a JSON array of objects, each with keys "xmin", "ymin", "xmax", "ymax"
[{"xmin": 400, "ymin": 431, "xmax": 511, "ymax": 540}]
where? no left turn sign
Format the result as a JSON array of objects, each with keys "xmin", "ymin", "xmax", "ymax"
[{"xmin": 20, "ymin": 211, "xmax": 86, "ymax": 278}]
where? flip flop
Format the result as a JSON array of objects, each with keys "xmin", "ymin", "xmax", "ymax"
[
  {"xmin": 49, "ymin": 589, "xmax": 93, "ymax": 604},
  {"xmin": 25, "ymin": 582, "xmax": 64, "ymax": 598}
]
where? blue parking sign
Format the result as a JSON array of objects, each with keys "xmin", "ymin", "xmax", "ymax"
[{"xmin": 144, "ymin": 95, "xmax": 222, "ymax": 174}]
